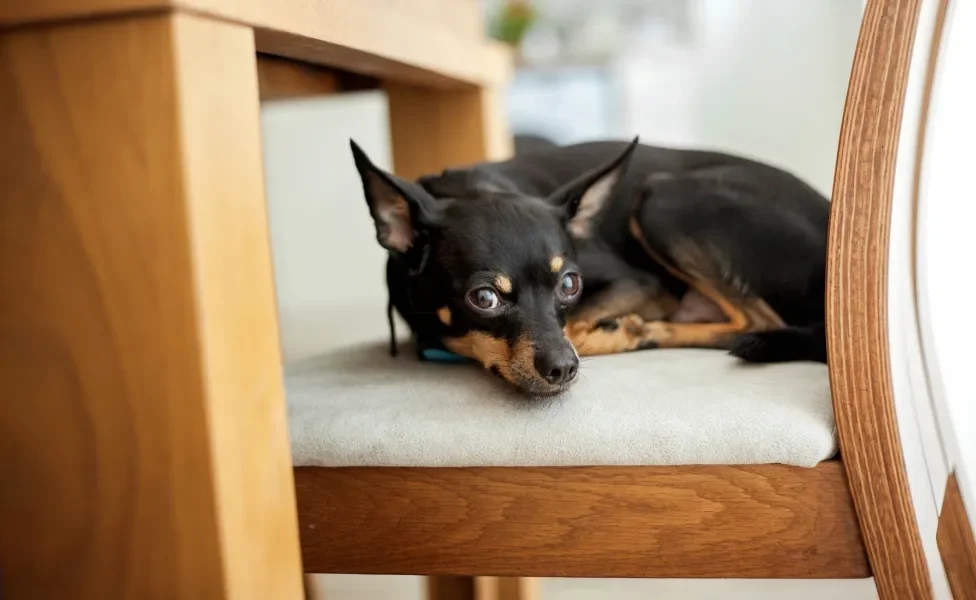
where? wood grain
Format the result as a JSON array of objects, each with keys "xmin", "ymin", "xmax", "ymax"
[
  {"xmin": 294, "ymin": 463, "xmax": 868, "ymax": 579},
  {"xmin": 826, "ymin": 0, "xmax": 932, "ymax": 598},
  {"xmin": 0, "ymin": 13, "xmax": 302, "ymax": 600},
  {"xmin": 0, "ymin": 0, "xmax": 510, "ymax": 90},
  {"xmin": 386, "ymin": 82, "xmax": 513, "ymax": 181},
  {"xmin": 938, "ymin": 474, "xmax": 976, "ymax": 599},
  {"xmin": 257, "ymin": 55, "xmax": 378, "ymax": 101},
  {"xmin": 259, "ymin": 55, "xmax": 338, "ymax": 100}
]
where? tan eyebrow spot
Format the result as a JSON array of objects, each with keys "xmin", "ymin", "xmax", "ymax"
[
  {"xmin": 494, "ymin": 275, "xmax": 513, "ymax": 294},
  {"xmin": 550, "ymin": 256, "xmax": 564, "ymax": 273},
  {"xmin": 437, "ymin": 307, "xmax": 452, "ymax": 325}
]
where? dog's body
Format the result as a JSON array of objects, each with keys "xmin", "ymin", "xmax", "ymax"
[{"xmin": 352, "ymin": 140, "xmax": 829, "ymax": 395}]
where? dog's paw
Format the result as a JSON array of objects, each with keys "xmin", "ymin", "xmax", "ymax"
[
  {"xmin": 594, "ymin": 317, "xmax": 619, "ymax": 331},
  {"xmin": 567, "ymin": 315, "xmax": 671, "ymax": 356}
]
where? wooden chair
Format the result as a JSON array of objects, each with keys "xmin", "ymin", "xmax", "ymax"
[
  {"xmin": 290, "ymin": 2, "xmax": 939, "ymax": 597},
  {"xmin": 1, "ymin": 1, "xmax": 971, "ymax": 600}
]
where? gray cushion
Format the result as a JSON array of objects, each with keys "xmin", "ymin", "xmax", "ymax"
[{"xmin": 287, "ymin": 340, "xmax": 836, "ymax": 468}]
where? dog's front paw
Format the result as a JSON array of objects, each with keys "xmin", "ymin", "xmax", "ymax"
[
  {"xmin": 594, "ymin": 317, "xmax": 620, "ymax": 331},
  {"xmin": 566, "ymin": 315, "xmax": 671, "ymax": 356}
]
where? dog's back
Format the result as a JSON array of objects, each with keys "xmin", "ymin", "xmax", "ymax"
[{"xmin": 418, "ymin": 141, "xmax": 830, "ymax": 364}]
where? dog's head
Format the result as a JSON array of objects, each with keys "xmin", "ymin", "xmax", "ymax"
[{"xmin": 351, "ymin": 140, "xmax": 637, "ymax": 395}]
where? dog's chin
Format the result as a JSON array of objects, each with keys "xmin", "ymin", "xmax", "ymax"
[
  {"xmin": 521, "ymin": 382, "xmax": 574, "ymax": 397},
  {"xmin": 490, "ymin": 366, "xmax": 576, "ymax": 397}
]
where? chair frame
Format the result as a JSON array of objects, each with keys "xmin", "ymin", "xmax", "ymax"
[{"xmin": 297, "ymin": 3, "xmax": 935, "ymax": 597}]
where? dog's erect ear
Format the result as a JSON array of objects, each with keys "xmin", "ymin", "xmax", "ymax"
[
  {"xmin": 350, "ymin": 140, "xmax": 441, "ymax": 253},
  {"xmin": 547, "ymin": 137, "xmax": 639, "ymax": 238}
]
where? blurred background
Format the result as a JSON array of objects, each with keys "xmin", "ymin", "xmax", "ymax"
[
  {"xmin": 488, "ymin": 0, "xmax": 862, "ymax": 196},
  {"xmin": 263, "ymin": 0, "xmax": 871, "ymax": 597}
]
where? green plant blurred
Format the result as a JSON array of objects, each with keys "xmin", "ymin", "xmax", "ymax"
[{"xmin": 490, "ymin": 0, "xmax": 537, "ymax": 47}]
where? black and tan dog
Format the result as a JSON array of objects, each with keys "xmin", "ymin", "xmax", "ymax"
[{"xmin": 351, "ymin": 138, "xmax": 828, "ymax": 396}]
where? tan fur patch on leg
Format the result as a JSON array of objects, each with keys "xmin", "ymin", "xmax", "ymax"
[
  {"xmin": 568, "ymin": 315, "xmax": 745, "ymax": 356},
  {"xmin": 564, "ymin": 218, "xmax": 790, "ymax": 356},
  {"xmin": 618, "ymin": 216, "xmax": 786, "ymax": 352}
]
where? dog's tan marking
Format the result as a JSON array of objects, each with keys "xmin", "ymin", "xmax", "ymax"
[
  {"xmin": 437, "ymin": 307, "xmax": 451, "ymax": 326},
  {"xmin": 504, "ymin": 335, "xmax": 538, "ymax": 382},
  {"xmin": 550, "ymin": 255, "xmax": 564, "ymax": 273},
  {"xmin": 568, "ymin": 314, "xmax": 748, "ymax": 356},
  {"xmin": 444, "ymin": 331, "xmax": 508, "ymax": 369},
  {"xmin": 494, "ymin": 275, "xmax": 513, "ymax": 294},
  {"xmin": 444, "ymin": 332, "xmax": 553, "ymax": 392},
  {"xmin": 562, "ymin": 218, "xmax": 788, "ymax": 356},
  {"xmin": 628, "ymin": 218, "xmax": 784, "ymax": 330}
]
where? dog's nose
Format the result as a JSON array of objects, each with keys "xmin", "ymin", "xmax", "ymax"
[{"xmin": 534, "ymin": 347, "xmax": 579, "ymax": 386}]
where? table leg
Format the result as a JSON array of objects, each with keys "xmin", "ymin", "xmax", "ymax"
[
  {"xmin": 0, "ymin": 12, "xmax": 302, "ymax": 600},
  {"xmin": 386, "ymin": 82, "xmax": 512, "ymax": 180}
]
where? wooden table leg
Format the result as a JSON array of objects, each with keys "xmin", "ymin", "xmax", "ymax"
[
  {"xmin": 0, "ymin": 12, "xmax": 302, "ymax": 600},
  {"xmin": 386, "ymin": 82, "xmax": 512, "ymax": 180}
]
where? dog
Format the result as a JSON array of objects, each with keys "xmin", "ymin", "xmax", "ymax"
[{"xmin": 350, "ymin": 138, "xmax": 829, "ymax": 396}]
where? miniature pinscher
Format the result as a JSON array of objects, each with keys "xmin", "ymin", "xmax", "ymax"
[{"xmin": 351, "ymin": 138, "xmax": 828, "ymax": 396}]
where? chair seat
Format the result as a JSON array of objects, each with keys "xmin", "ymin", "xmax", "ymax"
[{"xmin": 287, "ymin": 341, "xmax": 836, "ymax": 468}]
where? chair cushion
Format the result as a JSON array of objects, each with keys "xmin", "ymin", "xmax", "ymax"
[{"xmin": 287, "ymin": 340, "xmax": 836, "ymax": 468}]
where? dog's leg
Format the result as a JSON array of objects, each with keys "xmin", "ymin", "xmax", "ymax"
[
  {"xmin": 567, "ymin": 279, "xmax": 678, "ymax": 330},
  {"xmin": 568, "ymin": 303, "xmax": 777, "ymax": 356},
  {"xmin": 564, "ymin": 280, "xmax": 678, "ymax": 353},
  {"xmin": 567, "ymin": 219, "xmax": 784, "ymax": 356}
]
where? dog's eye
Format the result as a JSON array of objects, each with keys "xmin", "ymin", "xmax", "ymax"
[
  {"xmin": 558, "ymin": 273, "xmax": 582, "ymax": 300},
  {"xmin": 467, "ymin": 287, "xmax": 501, "ymax": 312}
]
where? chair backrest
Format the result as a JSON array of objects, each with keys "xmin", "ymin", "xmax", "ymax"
[{"xmin": 827, "ymin": 0, "xmax": 958, "ymax": 597}]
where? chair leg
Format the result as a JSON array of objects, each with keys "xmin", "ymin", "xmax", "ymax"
[
  {"xmin": 428, "ymin": 576, "xmax": 476, "ymax": 600},
  {"xmin": 476, "ymin": 577, "xmax": 540, "ymax": 600},
  {"xmin": 0, "ymin": 12, "xmax": 302, "ymax": 600},
  {"xmin": 303, "ymin": 574, "xmax": 326, "ymax": 599}
]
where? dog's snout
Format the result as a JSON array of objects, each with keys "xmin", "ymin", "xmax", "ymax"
[{"xmin": 534, "ymin": 347, "xmax": 579, "ymax": 386}]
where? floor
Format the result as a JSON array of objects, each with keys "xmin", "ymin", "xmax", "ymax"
[{"xmin": 313, "ymin": 575, "xmax": 880, "ymax": 599}]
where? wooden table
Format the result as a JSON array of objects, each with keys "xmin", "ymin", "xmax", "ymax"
[{"xmin": 0, "ymin": 2, "xmax": 509, "ymax": 598}]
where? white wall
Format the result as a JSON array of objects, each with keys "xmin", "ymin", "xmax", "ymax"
[
  {"xmin": 617, "ymin": 0, "xmax": 863, "ymax": 195},
  {"xmin": 262, "ymin": 92, "xmax": 394, "ymax": 363}
]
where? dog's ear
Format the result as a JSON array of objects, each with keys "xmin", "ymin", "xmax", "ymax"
[
  {"xmin": 547, "ymin": 137, "xmax": 638, "ymax": 238},
  {"xmin": 350, "ymin": 140, "xmax": 441, "ymax": 253}
]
